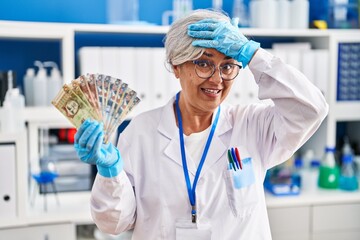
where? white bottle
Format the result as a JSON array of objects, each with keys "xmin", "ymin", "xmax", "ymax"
[
  {"xmin": 290, "ymin": 0, "xmax": 309, "ymax": 29},
  {"xmin": 233, "ymin": 0, "xmax": 250, "ymax": 27},
  {"xmin": 277, "ymin": 0, "xmax": 290, "ymax": 29},
  {"xmin": 44, "ymin": 61, "xmax": 62, "ymax": 105},
  {"xmin": 33, "ymin": 61, "xmax": 48, "ymax": 106},
  {"xmin": 1, "ymin": 71, "xmax": 25, "ymax": 133},
  {"xmin": 23, "ymin": 68, "xmax": 35, "ymax": 106},
  {"xmin": 250, "ymin": 0, "xmax": 278, "ymax": 28},
  {"xmin": 173, "ymin": 0, "xmax": 193, "ymax": 21},
  {"xmin": 213, "ymin": 0, "xmax": 223, "ymax": 11}
]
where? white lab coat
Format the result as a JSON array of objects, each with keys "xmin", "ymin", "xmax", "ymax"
[{"xmin": 90, "ymin": 49, "xmax": 328, "ymax": 239}]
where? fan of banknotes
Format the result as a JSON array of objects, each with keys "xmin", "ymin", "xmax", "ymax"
[{"xmin": 51, "ymin": 73, "xmax": 141, "ymax": 143}]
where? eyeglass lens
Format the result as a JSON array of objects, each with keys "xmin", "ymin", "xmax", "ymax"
[{"xmin": 193, "ymin": 60, "xmax": 241, "ymax": 80}]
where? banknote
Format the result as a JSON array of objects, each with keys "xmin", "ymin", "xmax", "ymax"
[
  {"xmin": 51, "ymin": 84, "xmax": 97, "ymax": 128},
  {"xmin": 52, "ymin": 73, "xmax": 141, "ymax": 143}
]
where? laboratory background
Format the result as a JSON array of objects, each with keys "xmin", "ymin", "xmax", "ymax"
[{"xmin": 0, "ymin": 0, "xmax": 360, "ymax": 239}]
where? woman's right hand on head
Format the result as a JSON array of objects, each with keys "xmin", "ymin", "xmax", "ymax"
[{"xmin": 187, "ymin": 18, "xmax": 260, "ymax": 68}]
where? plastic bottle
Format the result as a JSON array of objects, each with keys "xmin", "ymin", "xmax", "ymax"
[
  {"xmin": 44, "ymin": 61, "xmax": 62, "ymax": 106},
  {"xmin": 23, "ymin": 68, "xmax": 35, "ymax": 106},
  {"xmin": 278, "ymin": 0, "xmax": 291, "ymax": 29},
  {"xmin": 173, "ymin": 0, "xmax": 193, "ymax": 21},
  {"xmin": 300, "ymin": 150, "xmax": 321, "ymax": 192},
  {"xmin": 33, "ymin": 61, "xmax": 48, "ymax": 106},
  {"xmin": 213, "ymin": 0, "xmax": 223, "ymax": 11},
  {"xmin": 339, "ymin": 137, "xmax": 358, "ymax": 191},
  {"xmin": 106, "ymin": 0, "xmax": 139, "ymax": 24},
  {"xmin": 307, "ymin": 159, "xmax": 321, "ymax": 191},
  {"xmin": 0, "ymin": 71, "xmax": 25, "ymax": 133},
  {"xmin": 318, "ymin": 146, "xmax": 339, "ymax": 189},
  {"xmin": 250, "ymin": 0, "xmax": 278, "ymax": 28},
  {"xmin": 290, "ymin": 0, "xmax": 310, "ymax": 29},
  {"xmin": 292, "ymin": 157, "xmax": 303, "ymax": 189},
  {"xmin": 328, "ymin": 0, "xmax": 359, "ymax": 28},
  {"xmin": 233, "ymin": 0, "xmax": 250, "ymax": 27}
]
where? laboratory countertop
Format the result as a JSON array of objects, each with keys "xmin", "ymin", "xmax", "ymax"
[{"xmin": 265, "ymin": 187, "xmax": 360, "ymax": 208}]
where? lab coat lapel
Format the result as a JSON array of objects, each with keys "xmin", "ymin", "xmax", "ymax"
[
  {"xmin": 158, "ymin": 98, "xmax": 232, "ymax": 176},
  {"xmin": 200, "ymin": 108, "xmax": 231, "ymax": 175},
  {"xmin": 158, "ymin": 97, "xmax": 197, "ymax": 175}
]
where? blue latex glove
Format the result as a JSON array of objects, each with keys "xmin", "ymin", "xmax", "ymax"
[
  {"xmin": 188, "ymin": 18, "xmax": 260, "ymax": 68},
  {"xmin": 74, "ymin": 119, "xmax": 122, "ymax": 178}
]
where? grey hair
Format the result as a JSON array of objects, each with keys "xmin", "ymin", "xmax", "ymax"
[{"xmin": 164, "ymin": 9, "xmax": 230, "ymax": 67}]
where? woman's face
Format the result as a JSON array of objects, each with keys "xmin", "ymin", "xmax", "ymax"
[{"xmin": 173, "ymin": 48, "xmax": 235, "ymax": 113}]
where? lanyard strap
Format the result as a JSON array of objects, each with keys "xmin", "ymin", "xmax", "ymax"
[{"xmin": 175, "ymin": 92, "xmax": 220, "ymax": 222}]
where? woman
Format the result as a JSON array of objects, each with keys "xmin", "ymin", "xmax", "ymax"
[{"xmin": 74, "ymin": 9, "xmax": 328, "ymax": 240}]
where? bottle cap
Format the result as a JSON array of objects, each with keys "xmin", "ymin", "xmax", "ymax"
[
  {"xmin": 325, "ymin": 147, "xmax": 336, "ymax": 152},
  {"xmin": 26, "ymin": 68, "xmax": 35, "ymax": 77},
  {"xmin": 342, "ymin": 154, "xmax": 353, "ymax": 164},
  {"xmin": 34, "ymin": 61, "xmax": 47, "ymax": 79},
  {"xmin": 294, "ymin": 158, "xmax": 303, "ymax": 168},
  {"xmin": 310, "ymin": 160, "xmax": 320, "ymax": 168}
]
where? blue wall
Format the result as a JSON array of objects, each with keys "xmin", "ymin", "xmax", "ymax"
[{"xmin": 0, "ymin": 0, "xmax": 237, "ymax": 25}]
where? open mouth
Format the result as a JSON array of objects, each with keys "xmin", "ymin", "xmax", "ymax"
[{"xmin": 201, "ymin": 88, "xmax": 221, "ymax": 95}]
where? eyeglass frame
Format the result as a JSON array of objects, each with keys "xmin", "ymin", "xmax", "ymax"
[{"xmin": 191, "ymin": 60, "xmax": 242, "ymax": 81}]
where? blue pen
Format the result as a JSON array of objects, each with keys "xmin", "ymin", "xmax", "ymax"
[{"xmin": 231, "ymin": 148, "xmax": 239, "ymax": 169}]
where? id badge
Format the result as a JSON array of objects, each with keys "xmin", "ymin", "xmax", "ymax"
[{"xmin": 175, "ymin": 218, "xmax": 212, "ymax": 240}]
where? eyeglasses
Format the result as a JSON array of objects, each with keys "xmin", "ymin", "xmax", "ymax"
[{"xmin": 192, "ymin": 60, "xmax": 242, "ymax": 81}]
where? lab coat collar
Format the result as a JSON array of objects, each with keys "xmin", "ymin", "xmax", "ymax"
[{"xmin": 159, "ymin": 96, "xmax": 232, "ymax": 176}]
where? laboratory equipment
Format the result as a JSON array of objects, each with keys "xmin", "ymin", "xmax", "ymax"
[
  {"xmin": 290, "ymin": 0, "xmax": 310, "ymax": 28},
  {"xmin": 213, "ymin": 0, "xmax": 223, "ymax": 11},
  {"xmin": 44, "ymin": 61, "xmax": 62, "ymax": 106},
  {"xmin": 277, "ymin": 0, "xmax": 290, "ymax": 28},
  {"xmin": 264, "ymin": 165, "xmax": 301, "ymax": 196},
  {"xmin": 328, "ymin": 0, "xmax": 359, "ymax": 28},
  {"xmin": 233, "ymin": 0, "xmax": 250, "ymax": 27},
  {"xmin": 318, "ymin": 147, "xmax": 339, "ymax": 189},
  {"xmin": 0, "ymin": 71, "xmax": 25, "ymax": 134},
  {"xmin": 31, "ymin": 156, "xmax": 60, "ymax": 211},
  {"xmin": 173, "ymin": 0, "xmax": 193, "ymax": 21},
  {"xmin": 0, "ymin": 70, "xmax": 16, "ymax": 107},
  {"xmin": 249, "ymin": 0, "xmax": 278, "ymax": 28},
  {"xmin": 339, "ymin": 137, "xmax": 358, "ymax": 191},
  {"xmin": 23, "ymin": 68, "xmax": 35, "ymax": 106},
  {"xmin": 33, "ymin": 61, "xmax": 48, "ymax": 106},
  {"xmin": 162, "ymin": 0, "xmax": 193, "ymax": 25},
  {"xmin": 106, "ymin": 0, "xmax": 139, "ymax": 24}
]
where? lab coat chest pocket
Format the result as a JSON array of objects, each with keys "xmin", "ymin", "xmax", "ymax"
[{"xmin": 223, "ymin": 157, "xmax": 259, "ymax": 218}]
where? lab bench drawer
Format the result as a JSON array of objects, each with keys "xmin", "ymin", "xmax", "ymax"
[
  {"xmin": 267, "ymin": 206, "xmax": 310, "ymax": 240},
  {"xmin": 312, "ymin": 203, "xmax": 360, "ymax": 232},
  {"xmin": 0, "ymin": 223, "xmax": 76, "ymax": 240}
]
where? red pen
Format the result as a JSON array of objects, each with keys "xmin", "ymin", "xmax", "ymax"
[{"xmin": 235, "ymin": 147, "xmax": 242, "ymax": 170}]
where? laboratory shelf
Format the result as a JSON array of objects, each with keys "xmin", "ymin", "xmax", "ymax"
[
  {"xmin": 24, "ymin": 106, "xmax": 69, "ymax": 126},
  {"xmin": 332, "ymin": 102, "xmax": 360, "ymax": 121}
]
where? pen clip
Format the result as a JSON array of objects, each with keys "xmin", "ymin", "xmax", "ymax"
[
  {"xmin": 235, "ymin": 147, "xmax": 242, "ymax": 170},
  {"xmin": 231, "ymin": 148, "xmax": 239, "ymax": 170}
]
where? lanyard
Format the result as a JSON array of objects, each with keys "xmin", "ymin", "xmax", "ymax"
[{"xmin": 175, "ymin": 92, "xmax": 220, "ymax": 223}]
